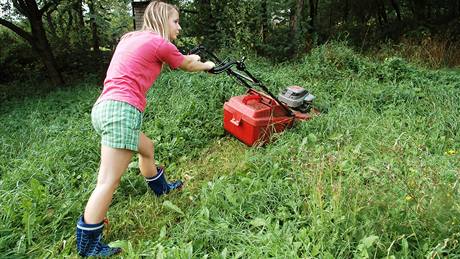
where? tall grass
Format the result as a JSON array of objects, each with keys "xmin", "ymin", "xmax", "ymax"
[
  {"xmin": 371, "ymin": 35, "xmax": 460, "ymax": 69},
  {"xmin": 1, "ymin": 42, "xmax": 459, "ymax": 258}
]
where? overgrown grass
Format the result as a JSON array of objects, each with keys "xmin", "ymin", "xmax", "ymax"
[
  {"xmin": 369, "ymin": 35, "xmax": 460, "ymax": 69},
  {"xmin": 1, "ymin": 42, "xmax": 459, "ymax": 258}
]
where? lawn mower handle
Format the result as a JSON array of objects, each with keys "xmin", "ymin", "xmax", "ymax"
[
  {"xmin": 207, "ymin": 58, "xmax": 247, "ymax": 74},
  {"xmin": 188, "ymin": 45, "xmax": 246, "ymax": 74},
  {"xmin": 189, "ymin": 45, "xmax": 222, "ymax": 63},
  {"xmin": 188, "ymin": 45, "xmax": 294, "ymax": 117}
]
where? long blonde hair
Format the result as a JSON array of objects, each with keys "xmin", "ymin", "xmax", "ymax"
[{"xmin": 141, "ymin": 1, "xmax": 179, "ymax": 41}]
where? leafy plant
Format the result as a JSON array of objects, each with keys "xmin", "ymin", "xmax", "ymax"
[{"xmin": 0, "ymin": 42, "xmax": 459, "ymax": 257}]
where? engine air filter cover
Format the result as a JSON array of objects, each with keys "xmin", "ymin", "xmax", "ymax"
[{"xmin": 278, "ymin": 86, "xmax": 314, "ymax": 108}]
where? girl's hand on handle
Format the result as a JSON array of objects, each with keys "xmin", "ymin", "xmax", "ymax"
[
  {"xmin": 204, "ymin": 61, "xmax": 215, "ymax": 71},
  {"xmin": 188, "ymin": 54, "xmax": 201, "ymax": 62},
  {"xmin": 179, "ymin": 55, "xmax": 215, "ymax": 72}
]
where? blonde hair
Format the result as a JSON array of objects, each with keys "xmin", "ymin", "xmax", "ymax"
[{"xmin": 141, "ymin": 1, "xmax": 179, "ymax": 41}]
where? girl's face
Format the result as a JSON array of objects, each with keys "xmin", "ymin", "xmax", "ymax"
[{"xmin": 168, "ymin": 9, "xmax": 181, "ymax": 41}]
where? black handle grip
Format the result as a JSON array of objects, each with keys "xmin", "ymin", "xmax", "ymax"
[
  {"xmin": 189, "ymin": 45, "xmax": 204, "ymax": 55},
  {"xmin": 208, "ymin": 61, "xmax": 239, "ymax": 74}
]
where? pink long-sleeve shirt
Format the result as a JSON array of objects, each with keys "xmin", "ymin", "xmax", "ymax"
[{"xmin": 96, "ymin": 31, "xmax": 185, "ymax": 112}]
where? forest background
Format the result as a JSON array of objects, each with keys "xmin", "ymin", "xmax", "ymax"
[{"xmin": 1, "ymin": 0, "xmax": 459, "ymax": 88}]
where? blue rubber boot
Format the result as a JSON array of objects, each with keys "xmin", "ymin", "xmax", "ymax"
[
  {"xmin": 145, "ymin": 166, "xmax": 183, "ymax": 196},
  {"xmin": 76, "ymin": 216, "xmax": 121, "ymax": 257}
]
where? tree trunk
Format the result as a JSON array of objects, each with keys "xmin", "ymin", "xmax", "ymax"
[
  {"xmin": 30, "ymin": 14, "xmax": 63, "ymax": 86},
  {"xmin": 448, "ymin": 0, "xmax": 458, "ymax": 18},
  {"xmin": 307, "ymin": 0, "xmax": 319, "ymax": 48},
  {"xmin": 290, "ymin": 0, "xmax": 304, "ymax": 35},
  {"xmin": 389, "ymin": 0, "xmax": 402, "ymax": 21},
  {"xmin": 31, "ymin": 16, "xmax": 64, "ymax": 86},
  {"xmin": 260, "ymin": 0, "xmax": 268, "ymax": 43},
  {"xmin": 3, "ymin": 0, "xmax": 64, "ymax": 86},
  {"xmin": 328, "ymin": 1, "xmax": 332, "ymax": 29},
  {"xmin": 75, "ymin": 0, "xmax": 84, "ymax": 28},
  {"xmin": 410, "ymin": 0, "xmax": 427, "ymax": 21},
  {"xmin": 70, "ymin": 0, "xmax": 86, "ymax": 48},
  {"xmin": 308, "ymin": 0, "xmax": 318, "ymax": 34},
  {"xmin": 426, "ymin": 0, "xmax": 432, "ymax": 20},
  {"xmin": 377, "ymin": 0, "xmax": 388, "ymax": 25},
  {"xmin": 343, "ymin": 0, "xmax": 349, "ymax": 22},
  {"xmin": 88, "ymin": 0, "xmax": 101, "ymax": 60},
  {"xmin": 288, "ymin": 0, "xmax": 305, "ymax": 56},
  {"xmin": 197, "ymin": 0, "xmax": 215, "ymax": 48}
]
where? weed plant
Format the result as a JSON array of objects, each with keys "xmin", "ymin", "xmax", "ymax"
[{"xmin": 0, "ymin": 42, "xmax": 459, "ymax": 258}]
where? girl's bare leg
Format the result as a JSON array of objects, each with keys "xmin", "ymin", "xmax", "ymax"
[
  {"xmin": 83, "ymin": 146, "xmax": 133, "ymax": 224},
  {"xmin": 137, "ymin": 132, "xmax": 158, "ymax": 178}
]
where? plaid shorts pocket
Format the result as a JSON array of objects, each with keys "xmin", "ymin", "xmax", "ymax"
[{"xmin": 91, "ymin": 100, "xmax": 142, "ymax": 151}]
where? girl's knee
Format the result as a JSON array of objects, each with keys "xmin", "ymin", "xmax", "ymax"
[
  {"xmin": 139, "ymin": 151, "xmax": 154, "ymax": 161},
  {"xmin": 96, "ymin": 179, "xmax": 121, "ymax": 191},
  {"xmin": 139, "ymin": 134, "xmax": 155, "ymax": 157},
  {"xmin": 96, "ymin": 173, "xmax": 122, "ymax": 189},
  {"xmin": 140, "ymin": 142, "xmax": 154, "ymax": 158}
]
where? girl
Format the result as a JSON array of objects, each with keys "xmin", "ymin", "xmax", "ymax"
[{"xmin": 76, "ymin": 1, "xmax": 215, "ymax": 256}]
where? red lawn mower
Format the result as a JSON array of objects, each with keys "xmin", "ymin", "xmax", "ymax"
[{"xmin": 189, "ymin": 46, "xmax": 319, "ymax": 146}]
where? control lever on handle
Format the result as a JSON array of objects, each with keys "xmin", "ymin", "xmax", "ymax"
[
  {"xmin": 188, "ymin": 45, "xmax": 204, "ymax": 55},
  {"xmin": 237, "ymin": 57, "xmax": 246, "ymax": 70}
]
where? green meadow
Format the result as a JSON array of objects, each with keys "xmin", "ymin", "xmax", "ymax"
[{"xmin": 1, "ymin": 43, "xmax": 459, "ymax": 258}]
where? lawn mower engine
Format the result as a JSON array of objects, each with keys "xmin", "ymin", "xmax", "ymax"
[
  {"xmin": 189, "ymin": 46, "xmax": 319, "ymax": 146},
  {"xmin": 278, "ymin": 86, "xmax": 316, "ymax": 114}
]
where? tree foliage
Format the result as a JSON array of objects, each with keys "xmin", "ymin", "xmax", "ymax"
[
  {"xmin": 0, "ymin": 0, "xmax": 131, "ymax": 85},
  {"xmin": 182, "ymin": 0, "xmax": 459, "ymax": 60},
  {"xmin": 0, "ymin": 0, "xmax": 64, "ymax": 85},
  {"xmin": 0, "ymin": 0, "xmax": 459, "ymax": 85}
]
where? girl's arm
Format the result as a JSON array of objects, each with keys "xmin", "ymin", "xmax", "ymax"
[{"xmin": 179, "ymin": 55, "xmax": 215, "ymax": 72}]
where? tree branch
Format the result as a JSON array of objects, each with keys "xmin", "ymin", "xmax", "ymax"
[
  {"xmin": 0, "ymin": 17, "xmax": 34, "ymax": 44},
  {"xmin": 12, "ymin": 0, "xmax": 29, "ymax": 18},
  {"xmin": 24, "ymin": 0, "xmax": 40, "ymax": 18}
]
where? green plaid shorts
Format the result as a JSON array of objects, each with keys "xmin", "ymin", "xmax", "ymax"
[{"xmin": 91, "ymin": 100, "xmax": 143, "ymax": 151}]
